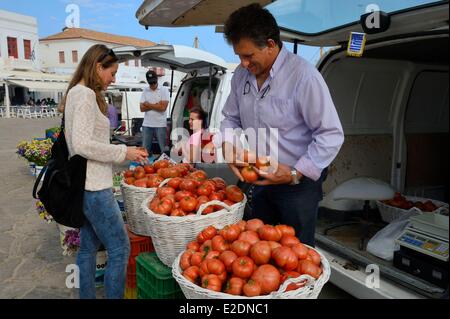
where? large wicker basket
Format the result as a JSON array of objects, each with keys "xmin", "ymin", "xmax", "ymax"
[
  {"xmin": 172, "ymin": 246, "xmax": 331, "ymax": 299},
  {"xmin": 376, "ymin": 196, "xmax": 449, "ymax": 223},
  {"xmin": 120, "ymin": 180, "xmax": 157, "ymax": 236},
  {"xmin": 141, "ymin": 195, "xmax": 246, "ymax": 267}
]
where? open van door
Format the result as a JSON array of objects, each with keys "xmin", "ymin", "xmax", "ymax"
[{"xmin": 136, "ymin": 0, "xmax": 449, "ymax": 47}]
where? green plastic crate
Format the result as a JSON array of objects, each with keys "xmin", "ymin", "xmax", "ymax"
[
  {"xmin": 136, "ymin": 252, "xmax": 184, "ymax": 299},
  {"xmin": 137, "ymin": 274, "xmax": 185, "ymax": 299}
]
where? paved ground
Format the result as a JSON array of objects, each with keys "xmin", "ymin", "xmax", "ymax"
[{"xmin": 0, "ymin": 118, "xmax": 353, "ymax": 299}]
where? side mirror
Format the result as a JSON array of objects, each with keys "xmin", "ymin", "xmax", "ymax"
[{"xmin": 360, "ymin": 11, "xmax": 391, "ymax": 34}]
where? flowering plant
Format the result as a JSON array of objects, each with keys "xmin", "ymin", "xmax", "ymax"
[
  {"xmin": 35, "ymin": 200, "xmax": 53, "ymax": 223},
  {"xmin": 16, "ymin": 138, "xmax": 53, "ymax": 166},
  {"xmin": 63, "ymin": 229, "xmax": 80, "ymax": 256}
]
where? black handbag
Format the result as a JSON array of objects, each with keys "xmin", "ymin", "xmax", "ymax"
[{"xmin": 33, "ymin": 117, "xmax": 87, "ymax": 228}]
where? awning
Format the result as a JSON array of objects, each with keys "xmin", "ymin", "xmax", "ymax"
[{"xmin": 7, "ymin": 80, "xmax": 68, "ymax": 92}]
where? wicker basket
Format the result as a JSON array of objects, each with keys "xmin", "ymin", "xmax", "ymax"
[
  {"xmin": 141, "ymin": 195, "xmax": 246, "ymax": 267},
  {"xmin": 172, "ymin": 245, "xmax": 331, "ymax": 299},
  {"xmin": 376, "ymin": 196, "xmax": 449, "ymax": 223},
  {"xmin": 120, "ymin": 180, "xmax": 157, "ymax": 236}
]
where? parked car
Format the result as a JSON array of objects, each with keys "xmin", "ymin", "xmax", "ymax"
[{"xmin": 133, "ymin": 0, "xmax": 449, "ymax": 299}]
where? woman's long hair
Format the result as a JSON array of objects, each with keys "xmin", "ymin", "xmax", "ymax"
[{"xmin": 59, "ymin": 44, "xmax": 118, "ymax": 115}]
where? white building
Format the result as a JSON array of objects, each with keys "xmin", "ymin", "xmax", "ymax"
[
  {"xmin": 0, "ymin": 9, "xmax": 40, "ymax": 71},
  {"xmin": 0, "ymin": 9, "xmax": 69, "ymax": 118},
  {"xmin": 39, "ymin": 27, "xmax": 164, "ymax": 85}
]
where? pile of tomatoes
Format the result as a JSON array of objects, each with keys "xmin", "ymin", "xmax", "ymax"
[
  {"xmin": 127, "ymin": 160, "xmax": 245, "ymax": 217},
  {"xmin": 179, "ymin": 219, "xmax": 324, "ymax": 297},
  {"xmin": 122, "ymin": 160, "xmax": 194, "ymax": 188}
]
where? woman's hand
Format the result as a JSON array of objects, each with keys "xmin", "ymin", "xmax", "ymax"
[{"xmin": 126, "ymin": 147, "xmax": 148, "ymax": 164}]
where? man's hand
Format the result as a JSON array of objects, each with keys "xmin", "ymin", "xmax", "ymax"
[
  {"xmin": 253, "ymin": 162, "xmax": 302, "ymax": 186},
  {"xmin": 222, "ymin": 142, "xmax": 251, "ymax": 182}
]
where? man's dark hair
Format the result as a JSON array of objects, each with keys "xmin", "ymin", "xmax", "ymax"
[{"xmin": 224, "ymin": 3, "xmax": 282, "ymax": 48}]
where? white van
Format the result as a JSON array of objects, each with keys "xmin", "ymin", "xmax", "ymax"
[{"xmin": 134, "ymin": 0, "xmax": 449, "ymax": 299}]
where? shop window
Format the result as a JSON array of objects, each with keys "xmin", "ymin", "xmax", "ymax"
[
  {"xmin": 24, "ymin": 40, "xmax": 31, "ymax": 60},
  {"xmin": 7, "ymin": 37, "xmax": 18, "ymax": 59}
]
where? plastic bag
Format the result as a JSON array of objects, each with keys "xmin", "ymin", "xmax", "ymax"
[{"xmin": 367, "ymin": 211, "xmax": 421, "ymax": 261}]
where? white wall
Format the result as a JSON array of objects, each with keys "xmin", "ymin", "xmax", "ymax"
[{"xmin": 0, "ymin": 9, "xmax": 40, "ymax": 70}]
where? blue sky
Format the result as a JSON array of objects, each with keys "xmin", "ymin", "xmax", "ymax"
[{"xmin": 0, "ymin": 0, "xmax": 323, "ymax": 63}]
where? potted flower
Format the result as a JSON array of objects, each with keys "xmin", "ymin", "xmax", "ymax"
[{"xmin": 35, "ymin": 200, "xmax": 53, "ymax": 223}]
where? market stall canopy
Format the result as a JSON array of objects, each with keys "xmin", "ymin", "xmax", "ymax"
[{"xmin": 7, "ymin": 79, "xmax": 68, "ymax": 92}]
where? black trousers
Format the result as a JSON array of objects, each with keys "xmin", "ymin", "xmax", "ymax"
[{"xmin": 245, "ymin": 169, "xmax": 328, "ymax": 247}]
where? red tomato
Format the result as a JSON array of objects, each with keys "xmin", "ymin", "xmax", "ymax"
[
  {"xmin": 231, "ymin": 240, "xmax": 251, "ymax": 257},
  {"xmin": 211, "ymin": 177, "xmax": 226, "ymax": 190},
  {"xmin": 241, "ymin": 166, "xmax": 259, "ymax": 183},
  {"xmin": 157, "ymin": 186, "xmax": 176, "ymax": 198},
  {"xmin": 143, "ymin": 165, "xmax": 155, "ymax": 174},
  {"xmin": 201, "ymin": 274, "xmax": 222, "ymax": 292},
  {"xmin": 225, "ymin": 277, "xmax": 246, "ymax": 296},
  {"xmin": 180, "ymin": 179, "xmax": 199, "ymax": 192},
  {"xmin": 267, "ymin": 241, "xmax": 282, "ymax": 252},
  {"xmin": 190, "ymin": 252, "xmax": 205, "ymax": 267},
  {"xmin": 205, "ymin": 250, "xmax": 220, "ymax": 260},
  {"xmin": 297, "ymin": 260, "xmax": 322, "ymax": 279},
  {"xmin": 243, "ymin": 279, "xmax": 262, "ymax": 297},
  {"xmin": 170, "ymin": 208, "xmax": 186, "ymax": 217},
  {"xmin": 186, "ymin": 241, "xmax": 200, "ymax": 252},
  {"xmin": 190, "ymin": 170, "xmax": 208, "ymax": 182},
  {"xmin": 232, "ymin": 256, "xmax": 255, "ymax": 279},
  {"xmin": 133, "ymin": 178, "xmax": 148, "ymax": 188},
  {"xmin": 153, "ymin": 160, "xmax": 170, "ymax": 170},
  {"xmin": 258, "ymin": 225, "xmax": 282, "ymax": 242},
  {"xmin": 133, "ymin": 169, "xmax": 146, "ymax": 180},
  {"xmin": 183, "ymin": 265, "xmax": 200, "ymax": 284},
  {"xmin": 167, "ymin": 177, "xmax": 183, "ymax": 190},
  {"xmin": 220, "ymin": 224, "xmax": 242, "ymax": 242},
  {"xmin": 249, "ymin": 241, "xmax": 272, "ymax": 265},
  {"xmin": 280, "ymin": 235, "xmax": 301, "ymax": 247},
  {"xmin": 197, "ymin": 184, "xmax": 213, "ymax": 197},
  {"xmin": 238, "ymin": 231, "xmax": 260, "ymax": 246},
  {"xmin": 175, "ymin": 190, "xmax": 194, "ymax": 202},
  {"xmin": 275, "ymin": 224, "xmax": 296, "ymax": 237},
  {"xmin": 211, "ymin": 235, "xmax": 229, "ymax": 253},
  {"xmin": 291, "ymin": 243, "xmax": 309, "ymax": 260},
  {"xmin": 219, "ymin": 250, "xmax": 238, "ymax": 273},
  {"xmin": 237, "ymin": 220, "xmax": 247, "ymax": 232},
  {"xmin": 124, "ymin": 170, "xmax": 134, "ymax": 178},
  {"xmin": 225, "ymin": 185, "xmax": 244, "ymax": 203},
  {"xmin": 245, "ymin": 219, "xmax": 264, "ymax": 232},
  {"xmin": 251, "ymin": 264, "xmax": 281, "ymax": 295},
  {"xmin": 180, "ymin": 250, "xmax": 194, "ymax": 270},
  {"xmin": 150, "ymin": 198, "xmax": 173, "ymax": 215},
  {"xmin": 125, "ymin": 177, "xmax": 135, "ymax": 185},
  {"xmin": 200, "ymin": 259, "xmax": 226, "ymax": 278},
  {"xmin": 180, "ymin": 196, "xmax": 198, "ymax": 213},
  {"xmin": 272, "ymin": 246, "xmax": 299, "ymax": 271},
  {"xmin": 307, "ymin": 249, "xmax": 322, "ymax": 266}
]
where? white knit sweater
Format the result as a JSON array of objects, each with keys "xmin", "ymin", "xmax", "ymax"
[{"xmin": 64, "ymin": 84, "xmax": 127, "ymax": 191}]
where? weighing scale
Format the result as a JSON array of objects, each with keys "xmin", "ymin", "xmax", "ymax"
[{"xmin": 394, "ymin": 213, "xmax": 449, "ymax": 288}]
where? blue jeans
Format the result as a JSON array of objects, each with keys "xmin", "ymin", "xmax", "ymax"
[
  {"xmin": 248, "ymin": 169, "xmax": 328, "ymax": 247},
  {"xmin": 142, "ymin": 126, "xmax": 166, "ymax": 157},
  {"xmin": 76, "ymin": 189, "xmax": 130, "ymax": 299}
]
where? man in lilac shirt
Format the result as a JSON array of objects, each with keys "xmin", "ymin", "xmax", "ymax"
[{"xmin": 217, "ymin": 4, "xmax": 344, "ymax": 246}]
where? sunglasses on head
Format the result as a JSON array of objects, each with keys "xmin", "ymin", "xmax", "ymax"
[{"xmin": 99, "ymin": 48, "xmax": 116, "ymax": 62}]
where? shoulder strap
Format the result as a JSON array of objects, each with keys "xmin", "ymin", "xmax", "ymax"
[{"xmin": 32, "ymin": 163, "xmax": 49, "ymax": 199}]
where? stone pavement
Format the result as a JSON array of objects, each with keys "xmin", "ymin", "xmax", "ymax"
[
  {"xmin": 0, "ymin": 118, "xmax": 352, "ymax": 299},
  {"xmin": 0, "ymin": 118, "xmax": 83, "ymax": 299}
]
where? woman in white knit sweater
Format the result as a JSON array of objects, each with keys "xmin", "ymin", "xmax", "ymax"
[{"xmin": 61, "ymin": 44, "xmax": 148, "ymax": 299}]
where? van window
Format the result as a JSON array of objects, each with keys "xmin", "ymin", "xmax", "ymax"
[
  {"xmin": 267, "ymin": 0, "xmax": 442, "ymax": 34},
  {"xmin": 171, "ymin": 77, "xmax": 219, "ymax": 133}
]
